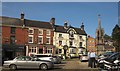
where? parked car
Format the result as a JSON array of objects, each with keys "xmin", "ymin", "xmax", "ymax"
[
  {"xmin": 33, "ymin": 54, "xmax": 54, "ymax": 63},
  {"xmin": 3, "ymin": 56, "xmax": 54, "ymax": 70},
  {"xmin": 80, "ymin": 54, "xmax": 88, "ymax": 62},
  {"xmin": 103, "ymin": 52, "xmax": 120, "ymax": 70},
  {"xmin": 97, "ymin": 52, "xmax": 114, "ymax": 68},
  {"xmin": 52, "ymin": 56, "xmax": 62, "ymax": 64}
]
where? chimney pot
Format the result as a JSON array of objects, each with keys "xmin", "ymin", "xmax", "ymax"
[
  {"xmin": 21, "ymin": 12, "xmax": 24, "ymax": 19},
  {"xmin": 50, "ymin": 17, "xmax": 55, "ymax": 25}
]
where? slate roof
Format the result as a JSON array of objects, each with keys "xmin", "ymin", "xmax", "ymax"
[
  {"xmin": 54, "ymin": 25, "xmax": 87, "ymax": 35},
  {"xmin": 1, "ymin": 16, "xmax": 87, "ymax": 35},
  {"xmin": 1, "ymin": 16, "xmax": 53, "ymax": 29}
]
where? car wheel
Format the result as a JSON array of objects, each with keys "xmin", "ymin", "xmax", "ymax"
[
  {"xmin": 40, "ymin": 64, "xmax": 48, "ymax": 70},
  {"xmin": 9, "ymin": 64, "xmax": 17, "ymax": 70}
]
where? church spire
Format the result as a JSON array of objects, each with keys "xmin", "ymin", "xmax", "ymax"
[{"xmin": 98, "ymin": 14, "xmax": 101, "ymax": 29}]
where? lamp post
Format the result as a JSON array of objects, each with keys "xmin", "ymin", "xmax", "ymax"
[{"xmin": 63, "ymin": 45, "xmax": 68, "ymax": 60}]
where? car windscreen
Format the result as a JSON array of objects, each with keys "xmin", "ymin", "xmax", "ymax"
[{"xmin": 107, "ymin": 53, "xmax": 120, "ymax": 61}]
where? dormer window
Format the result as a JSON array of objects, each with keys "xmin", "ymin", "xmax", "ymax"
[{"xmin": 70, "ymin": 31, "xmax": 74, "ymax": 37}]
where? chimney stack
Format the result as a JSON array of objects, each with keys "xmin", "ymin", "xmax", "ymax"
[
  {"xmin": 64, "ymin": 21, "xmax": 68, "ymax": 29},
  {"xmin": 21, "ymin": 12, "xmax": 24, "ymax": 20},
  {"xmin": 20, "ymin": 12, "xmax": 25, "ymax": 27},
  {"xmin": 80, "ymin": 22, "xmax": 84, "ymax": 30},
  {"xmin": 50, "ymin": 17, "xmax": 55, "ymax": 25}
]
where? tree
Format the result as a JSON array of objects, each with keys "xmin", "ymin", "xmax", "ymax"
[{"xmin": 112, "ymin": 24, "xmax": 120, "ymax": 52}]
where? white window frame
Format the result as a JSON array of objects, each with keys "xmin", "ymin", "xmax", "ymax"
[
  {"xmin": 28, "ymin": 35, "xmax": 33, "ymax": 43},
  {"xmin": 46, "ymin": 30, "xmax": 50, "ymax": 35},
  {"xmin": 59, "ymin": 49, "xmax": 62, "ymax": 54},
  {"xmin": 46, "ymin": 37, "xmax": 50, "ymax": 44},
  {"xmin": 28, "ymin": 28, "xmax": 34, "ymax": 34},
  {"xmin": 39, "ymin": 29, "xmax": 43, "ymax": 35},
  {"xmin": 70, "ymin": 48, "xmax": 74, "ymax": 53},
  {"xmin": 38, "ymin": 36, "xmax": 43, "ymax": 44},
  {"xmin": 29, "ymin": 47, "xmax": 36, "ymax": 53},
  {"xmin": 46, "ymin": 48, "xmax": 52, "ymax": 54}
]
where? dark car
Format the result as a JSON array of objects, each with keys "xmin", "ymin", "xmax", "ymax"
[
  {"xmin": 97, "ymin": 52, "xmax": 114, "ymax": 67},
  {"xmin": 52, "ymin": 56, "xmax": 62, "ymax": 64},
  {"xmin": 103, "ymin": 52, "xmax": 120, "ymax": 70}
]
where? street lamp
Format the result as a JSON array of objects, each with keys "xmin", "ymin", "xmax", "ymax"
[{"xmin": 63, "ymin": 45, "xmax": 68, "ymax": 59}]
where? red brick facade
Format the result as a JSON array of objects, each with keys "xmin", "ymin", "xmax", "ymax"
[
  {"xmin": 87, "ymin": 36, "xmax": 96, "ymax": 52},
  {"xmin": 2, "ymin": 26, "xmax": 28, "ymax": 45}
]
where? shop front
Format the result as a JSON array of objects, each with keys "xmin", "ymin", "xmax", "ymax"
[
  {"xmin": 2, "ymin": 44, "xmax": 25, "ymax": 60},
  {"xmin": 26, "ymin": 44, "xmax": 55, "ymax": 56}
]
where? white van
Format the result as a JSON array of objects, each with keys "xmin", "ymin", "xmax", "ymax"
[{"xmin": 34, "ymin": 54, "xmax": 54, "ymax": 62}]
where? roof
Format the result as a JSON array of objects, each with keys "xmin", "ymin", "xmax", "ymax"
[
  {"xmin": 1, "ymin": 16, "xmax": 53, "ymax": 29},
  {"xmin": 54, "ymin": 25, "xmax": 87, "ymax": 35},
  {"xmin": 1, "ymin": 16, "xmax": 87, "ymax": 35}
]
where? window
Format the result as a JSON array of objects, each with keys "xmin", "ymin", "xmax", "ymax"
[
  {"xmin": 59, "ymin": 34, "xmax": 62, "ymax": 37},
  {"xmin": 28, "ymin": 28, "xmax": 34, "ymax": 34},
  {"xmin": 39, "ymin": 29, "xmax": 43, "ymax": 35},
  {"xmin": 28, "ymin": 35, "xmax": 33, "ymax": 43},
  {"xmin": 69, "ymin": 41, "xmax": 73, "ymax": 46},
  {"xmin": 59, "ymin": 49, "xmax": 62, "ymax": 53},
  {"xmin": 39, "ymin": 49, "xmax": 43, "ymax": 54},
  {"xmin": 10, "ymin": 36, "xmax": 15, "ymax": 44},
  {"xmin": 29, "ymin": 47, "xmax": 36, "ymax": 53},
  {"xmin": 46, "ymin": 48, "xmax": 52, "ymax": 54},
  {"xmin": 46, "ymin": 37, "xmax": 50, "ymax": 44},
  {"xmin": 11, "ymin": 27, "xmax": 16, "ymax": 34},
  {"xmin": 80, "ymin": 36, "xmax": 82, "ymax": 39},
  {"xmin": 70, "ymin": 49, "xmax": 74, "ymax": 53},
  {"xmin": 38, "ymin": 36, "xmax": 43, "ymax": 44},
  {"xmin": 46, "ymin": 30, "xmax": 50, "ymax": 35},
  {"xmin": 59, "ymin": 41, "xmax": 62, "ymax": 45},
  {"xmin": 69, "ymin": 31, "xmax": 74, "ymax": 37},
  {"xmin": 80, "ymin": 42, "xmax": 82, "ymax": 47}
]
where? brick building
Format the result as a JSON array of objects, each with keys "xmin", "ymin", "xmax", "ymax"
[
  {"xmin": 1, "ymin": 14, "xmax": 28, "ymax": 59},
  {"xmin": 87, "ymin": 36, "xmax": 96, "ymax": 52},
  {"xmin": 1, "ymin": 13, "xmax": 55, "ymax": 59}
]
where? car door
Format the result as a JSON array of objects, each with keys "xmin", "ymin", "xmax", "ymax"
[
  {"xmin": 25, "ymin": 57, "xmax": 39, "ymax": 68},
  {"xmin": 15, "ymin": 56, "xmax": 28, "ymax": 68}
]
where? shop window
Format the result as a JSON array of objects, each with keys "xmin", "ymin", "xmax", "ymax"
[
  {"xmin": 29, "ymin": 47, "xmax": 36, "ymax": 53},
  {"xmin": 46, "ymin": 48, "xmax": 52, "ymax": 54},
  {"xmin": 39, "ymin": 49, "xmax": 43, "ymax": 54}
]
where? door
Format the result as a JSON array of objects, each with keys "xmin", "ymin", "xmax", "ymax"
[{"xmin": 15, "ymin": 56, "xmax": 28, "ymax": 68}]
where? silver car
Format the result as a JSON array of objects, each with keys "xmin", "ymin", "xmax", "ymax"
[{"xmin": 3, "ymin": 56, "xmax": 54, "ymax": 70}]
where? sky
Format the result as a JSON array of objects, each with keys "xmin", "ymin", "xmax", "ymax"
[{"xmin": 2, "ymin": 2, "xmax": 119, "ymax": 38}]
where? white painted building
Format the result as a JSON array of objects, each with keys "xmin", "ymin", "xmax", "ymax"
[{"xmin": 53, "ymin": 22, "xmax": 87, "ymax": 57}]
